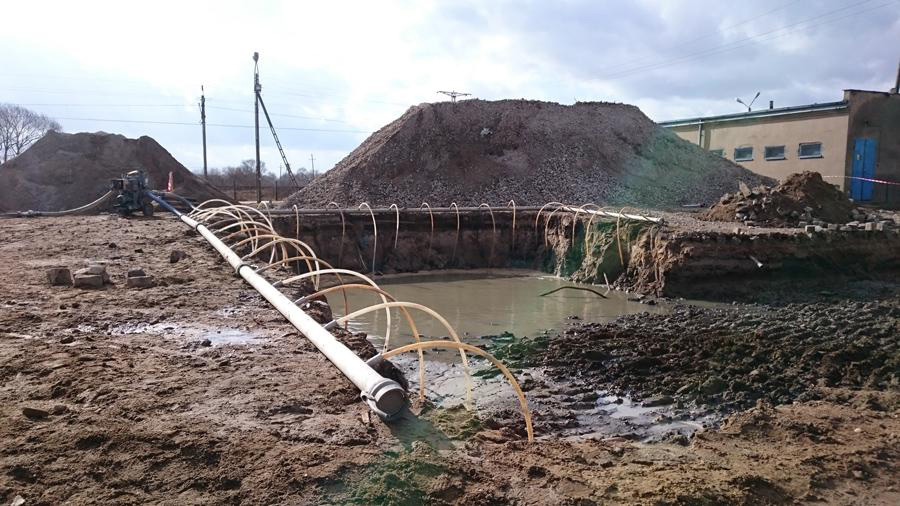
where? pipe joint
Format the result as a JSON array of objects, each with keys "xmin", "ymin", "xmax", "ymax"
[{"xmin": 361, "ymin": 376, "xmax": 407, "ymax": 420}]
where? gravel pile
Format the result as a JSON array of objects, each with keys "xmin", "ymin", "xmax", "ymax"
[
  {"xmin": 0, "ymin": 131, "xmax": 230, "ymax": 212},
  {"xmin": 284, "ymin": 99, "xmax": 772, "ymax": 209}
]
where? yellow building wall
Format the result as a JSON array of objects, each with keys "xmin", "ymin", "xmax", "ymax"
[{"xmin": 669, "ymin": 111, "xmax": 849, "ymax": 189}]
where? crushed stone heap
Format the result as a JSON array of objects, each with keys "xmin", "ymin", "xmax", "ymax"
[
  {"xmin": 284, "ymin": 99, "xmax": 773, "ymax": 209},
  {"xmin": 0, "ymin": 131, "xmax": 230, "ymax": 212},
  {"xmin": 701, "ymin": 171, "xmax": 856, "ymax": 227}
]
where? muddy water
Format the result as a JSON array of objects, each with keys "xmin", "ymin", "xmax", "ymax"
[
  {"xmin": 329, "ymin": 270, "xmax": 666, "ymax": 345},
  {"xmin": 327, "ymin": 271, "xmax": 708, "ymax": 442}
]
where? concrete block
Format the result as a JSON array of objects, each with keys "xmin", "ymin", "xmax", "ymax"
[
  {"xmin": 127, "ymin": 268, "xmax": 146, "ymax": 278},
  {"xmin": 864, "ymin": 222, "xmax": 876, "ymax": 231},
  {"xmin": 875, "ymin": 222, "xmax": 886, "ymax": 231},
  {"xmin": 804, "ymin": 225, "xmax": 817, "ymax": 233},
  {"xmin": 126, "ymin": 275, "xmax": 154, "ymax": 289},
  {"xmin": 75, "ymin": 264, "xmax": 110, "ymax": 284},
  {"xmin": 73, "ymin": 274, "xmax": 104, "ymax": 289},
  {"xmin": 47, "ymin": 267, "xmax": 73, "ymax": 286},
  {"xmin": 826, "ymin": 223, "xmax": 839, "ymax": 231}
]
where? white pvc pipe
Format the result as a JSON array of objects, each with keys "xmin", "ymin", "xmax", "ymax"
[{"xmin": 177, "ymin": 213, "xmax": 407, "ymax": 419}]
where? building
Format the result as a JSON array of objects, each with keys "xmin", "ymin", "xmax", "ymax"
[{"xmin": 659, "ymin": 88, "xmax": 900, "ymax": 206}]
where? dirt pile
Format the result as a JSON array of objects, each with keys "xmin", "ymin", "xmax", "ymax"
[
  {"xmin": 0, "ymin": 131, "xmax": 231, "ymax": 212},
  {"xmin": 701, "ymin": 171, "xmax": 855, "ymax": 226},
  {"xmin": 284, "ymin": 99, "xmax": 772, "ymax": 208}
]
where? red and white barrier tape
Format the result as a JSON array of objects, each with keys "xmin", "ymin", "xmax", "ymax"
[{"xmin": 821, "ymin": 175, "xmax": 900, "ymax": 187}]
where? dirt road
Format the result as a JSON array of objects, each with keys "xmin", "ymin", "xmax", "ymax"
[{"xmin": 1, "ymin": 215, "xmax": 898, "ymax": 504}]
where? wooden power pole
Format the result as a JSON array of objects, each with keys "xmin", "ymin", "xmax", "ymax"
[
  {"xmin": 200, "ymin": 86, "xmax": 208, "ymax": 179},
  {"xmin": 253, "ymin": 52, "xmax": 262, "ymax": 203}
]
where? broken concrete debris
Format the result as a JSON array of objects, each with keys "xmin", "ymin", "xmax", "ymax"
[
  {"xmin": 46, "ymin": 266, "xmax": 73, "ymax": 286},
  {"xmin": 126, "ymin": 267, "xmax": 154, "ymax": 289},
  {"xmin": 169, "ymin": 250, "xmax": 188, "ymax": 263}
]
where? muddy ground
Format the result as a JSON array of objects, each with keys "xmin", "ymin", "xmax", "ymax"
[{"xmin": 1, "ymin": 215, "xmax": 899, "ymax": 505}]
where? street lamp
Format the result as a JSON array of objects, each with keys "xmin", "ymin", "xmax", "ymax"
[{"xmin": 736, "ymin": 91, "xmax": 760, "ymax": 112}]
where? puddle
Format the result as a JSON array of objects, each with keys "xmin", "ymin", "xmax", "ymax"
[
  {"xmin": 389, "ymin": 355, "xmax": 716, "ymax": 442},
  {"xmin": 328, "ymin": 270, "xmax": 667, "ymax": 347},
  {"xmin": 110, "ymin": 321, "xmax": 265, "ymax": 346},
  {"xmin": 326, "ymin": 271, "xmax": 715, "ymax": 442}
]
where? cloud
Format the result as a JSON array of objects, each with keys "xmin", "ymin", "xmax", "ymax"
[{"xmin": 1, "ymin": 0, "xmax": 897, "ymax": 173}]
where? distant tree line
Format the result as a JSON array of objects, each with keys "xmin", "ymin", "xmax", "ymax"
[
  {"xmin": 205, "ymin": 159, "xmax": 314, "ymax": 190},
  {"xmin": 0, "ymin": 104, "xmax": 62, "ymax": 163}
]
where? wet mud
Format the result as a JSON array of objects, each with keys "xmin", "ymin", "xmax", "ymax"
[{"xmin": 1, "ymin": 215, "xmax": 899, "ymax": 504}]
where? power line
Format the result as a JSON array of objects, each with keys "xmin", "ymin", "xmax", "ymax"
[
  {"xmin": 206, "ymin": 104, "xmax": 352, "ymax": 124},
  {"xmin": 595, "ymin": 0, "xmax": 805, "ymax": 73},
  {"xmin": 14, "ymin": 103, "xmax": 189, "ymax": 108},
  {"xmin": 51, "ymin": 115, "xmax": 374, "ymax": 133},
  {"xmin": 597, "ymin": 0, "xmax": 893, "ymax": 80}
]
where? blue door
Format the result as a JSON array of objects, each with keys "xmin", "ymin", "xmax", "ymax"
[{"xmin": 851, "ymin": 138, "xmax": 877, "ymax": 201}]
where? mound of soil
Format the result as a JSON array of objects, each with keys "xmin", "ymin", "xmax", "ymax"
[
  {"xmin": 0, "ymin": 131, "xmax": 231, "ymax": 212},
  {"xmin": 701, "ymin": 171, "xmax": 855, "ymax": 226},
  {"xmin": 284, "ymin": 99, "xmax": 772, "ymax": 208}
]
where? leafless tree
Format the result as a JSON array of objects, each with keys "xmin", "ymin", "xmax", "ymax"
[
  {"xmin": 0, "ymin": 104, "xmax": 62, "ymax": 163},
  {"xmin": 206, "ymin": 159, "xmax": 313, "ymax": 189}
]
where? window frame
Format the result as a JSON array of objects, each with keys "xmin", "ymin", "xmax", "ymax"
[
  {"xmin": 709, "ymin": 148, "xmax": 724, "ymax": 157},
  {"xmin": 798, "ymin": 142, "xmax": 823, "ymax": 159},
  {"xmin": 734, "ymin": 146, "xmax": 754, "ymax": 162},
  {"xmin": 764, "ymin": 145, "xmax": 786, "ymax": 161}
]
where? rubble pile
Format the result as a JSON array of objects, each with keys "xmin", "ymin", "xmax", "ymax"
[
  {"xmin": 701, "ymin": 171, "xmax": 863, "ymax": 227},
  {"xmin": 284, "ymin": 99, "xmax": 771, "ymax": 208}
]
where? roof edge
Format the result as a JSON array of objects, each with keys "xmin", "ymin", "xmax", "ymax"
[{"xmin": 658, "ymin": 100, "xmax": 848, "ymax": 127}]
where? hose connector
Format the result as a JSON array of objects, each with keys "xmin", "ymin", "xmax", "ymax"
[{"xmin": 361, "ymin": 375, "xmax": 407, "ymax": 420}]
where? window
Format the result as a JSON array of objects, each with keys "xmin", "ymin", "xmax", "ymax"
[
  {"xmin": 709, "ymin": 149, "xmax": 724, "ymax": 157},
  {"xmin": 764, "ymin": 145, "xmax": 786, "ymax": 160},
  {"xmin": 734, "ymin": 146, "xmax": 753, "ymax": 161},
  {"xmin": 798, "ymin": 142, "xmax": 823, "ymax": 158}
]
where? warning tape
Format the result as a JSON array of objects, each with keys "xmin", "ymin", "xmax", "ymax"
[{"xmin": 821, "ymin": 175, "xmax": 900, "ymax": 187}]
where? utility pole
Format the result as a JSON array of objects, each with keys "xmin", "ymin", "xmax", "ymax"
[
  {"xmin": 200, "ymin": 85, "xmax": 208, "ymax": 179},
  {"xmin": 310, "ymin": 154, "xmax": 316, "ymax": 178},
  {"xmin": 437, "ymin": 90, "xmax": 471, "ymax": 103},
  {"xmin": 253, "ymin": 52, "xmax": 262, "ymax": 203},
  {"xmin": 893, "ymin": 58, "xmax": 900, "ymax": 93}
]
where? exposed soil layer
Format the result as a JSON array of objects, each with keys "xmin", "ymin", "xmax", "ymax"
[
  {"xmin": 0, "ymin": 131, "xmax": 230, "ymax": 212},
  {"xmin": 701, "ymin": 171, "xmax": 855, "ymax": 226},
  {"xmin": 284, "ymin": 99, "xmax": 772, "ymax": 208},
  {"xmin": 619, "ymin": 216, "xmax": 900, "ymax": 300},
  {"xmin": 2, "ymin": 216, "xmax": 898, "ymax": 504}
]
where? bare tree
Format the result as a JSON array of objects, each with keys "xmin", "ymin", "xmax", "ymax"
[{"xmin": 0, "ymin": 104, "xmax": 62, "ymax": 163}]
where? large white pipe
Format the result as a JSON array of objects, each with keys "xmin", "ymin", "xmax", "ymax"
[{"xmin": 178, "ymin": 212, "xmax": 407, "ymax": 419}]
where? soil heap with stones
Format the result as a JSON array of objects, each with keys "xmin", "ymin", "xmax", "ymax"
[
  {"xmin": 284, "ymin": 99, "xmax": 772, "ymax": 209},
  {"xmin": 701, "ymin": 171, "xmax": 855, "ymax": 227},
  {"xmin": 0, "ymin": 131, "xmax": 231, "ymax": 212}
]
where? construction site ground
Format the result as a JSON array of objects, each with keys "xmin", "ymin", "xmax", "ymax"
[{"xmin": 1, "ymin": 215, "xmax": 898, "ymax": 505}]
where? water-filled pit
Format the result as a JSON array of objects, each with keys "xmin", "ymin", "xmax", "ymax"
[{"xmin": 327, "ymin": 271, "xmax": 715, "ymax": 441}]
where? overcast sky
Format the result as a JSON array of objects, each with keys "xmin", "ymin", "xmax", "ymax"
[{"xmin": 2, "ymin": 0, "xmax": 898, "ymax": 175}]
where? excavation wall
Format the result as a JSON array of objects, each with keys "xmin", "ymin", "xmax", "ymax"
[{"xmin": 269, "ymin": 210, "xmax": 900, "ymax": 300}]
